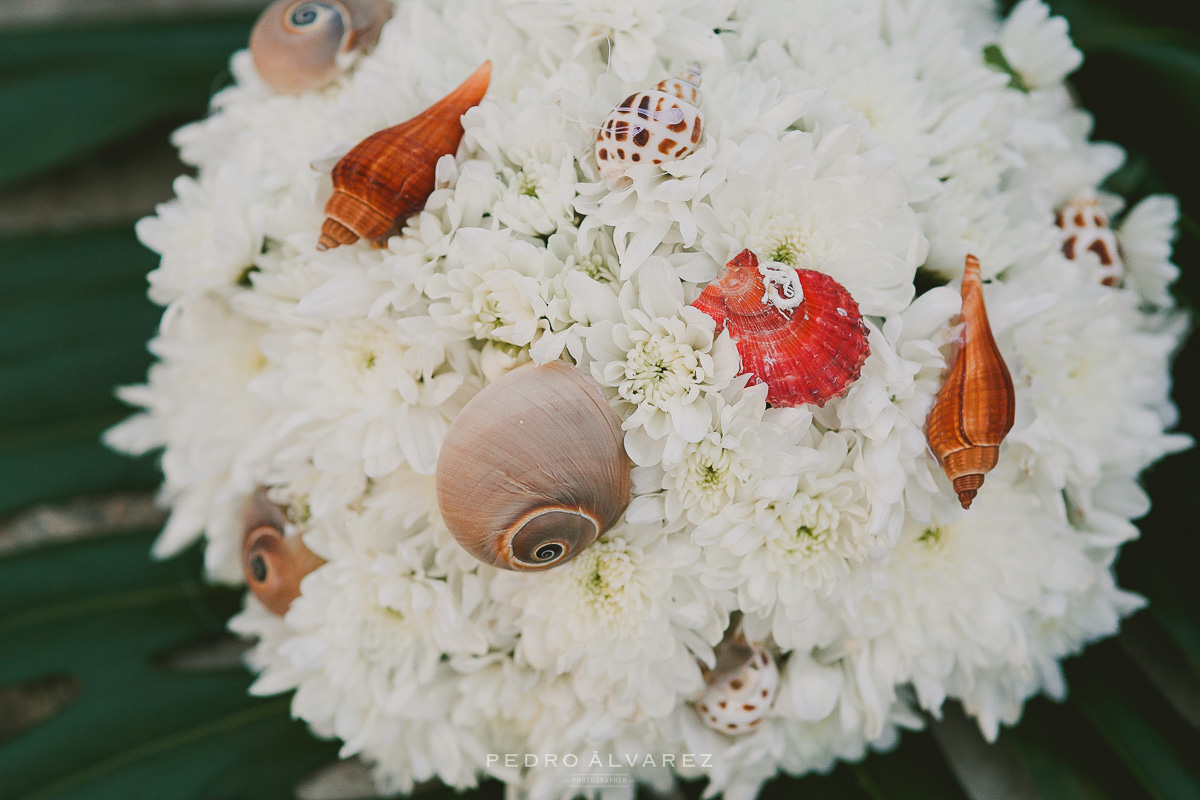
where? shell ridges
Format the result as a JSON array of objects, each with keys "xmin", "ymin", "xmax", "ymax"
[
  {"xmin": 690, "ymin": 249, "xmax": 870, "ymax": 408},
  {"xmin": 318, "ymin": 60, "xmax": 492, "ymax": 250},
  {"xmin": 924, "ymin": 255, "xmax": 1016, "ymax": 509}
]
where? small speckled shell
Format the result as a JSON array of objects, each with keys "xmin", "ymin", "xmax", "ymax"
[
  {"xmin": 241, "ymin": 489, "xmax": 324, "ymax": 615},
  {"xmin": 696, "ymin": 643, "xmax": 779, "ymax": 736},
  {"xmin": 436, "ymin": 361, "xmax": 633, "ymax": 571},
  {"xmin": 249, "ymin": 0, "xmax": 392, "ymax": 94},
  {"xmin": 595, "ymin": 64, "xmax": 703, "ymax": 186},
  {"xmin": 925, "ymin": 255, "xmax": 1016, "ymax": 509},
  {"xmin": 1056, "ymin": 193, "xmax": 1123, "ymax": 287}
]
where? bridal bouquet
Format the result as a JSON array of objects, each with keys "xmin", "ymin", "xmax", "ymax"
[{"xmin": 108, "ymin": 0, "xmax": 1189, "ymax": 797}]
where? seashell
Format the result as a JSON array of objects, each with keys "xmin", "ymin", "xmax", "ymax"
[
  {"xmin": 318, "ymin": 61, "xmax": 492, "ymax": 250},
  {"xmin": 691, "ymin": 248, "xmax": 870, "ymax": 407},
  {"xmin": 925, "ymin": 255, "xmax": 1015, "ymax": 510},
  {"xmin": 436, "ymin": 360, "xmax": 632, "ymax": 571},
  {"xmin": 595, "ymin": 63, "xmax": 704, "ymax": 186},
  {"xmin": 695, "ymin": 618, "xmax": 779, "ymax": 736},
  {"xmin": 1056, "ymin": 192, "xmax": 1124, "ymax": 287},
  {"xmin": 241, "ymin": 489, "xmax": 325, "ymax": 615},
  {"xmin": 249, "ymin": 0, "xmax": 393, "ymax": 94}
]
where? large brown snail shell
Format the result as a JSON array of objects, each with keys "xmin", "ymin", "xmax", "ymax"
[
  {"xmin": 435, "ymin": 361, "xmax": 633, "ymax": 571},
  {"xmin": 249, "ymin": 0, "xmax": 393, "ymax": 94},
  {"xmin": 241, "ymin": 489, "xmax": 325, "ymax": 615},
  {"xmin": 925, "ymin": 255, "xmax": 1016, "ymax": 509},
  {"xmin": 317, "ymin": 60, "xmax": 492, "ymax": 250}
]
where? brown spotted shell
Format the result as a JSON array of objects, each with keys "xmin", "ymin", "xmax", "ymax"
[
  {"xmin": 435, "ymin": 361, "xmax": 633, "ymax": 571},
  {"xmin": 318, "ymin": 61, "xmax": 492, "ymax": 250},
  {"xmin": 241, "ymin": 489, "xmax": 325, "ymax": 615},
  {"xmin": 925, "ymin": 255, "xmax": 1016, "ymax": 509},
  {"xmin": 595, "ymin": 64, "xmax": 704, "ymax": 186},
  {"xmin": 249, "ymin": 0, "xmax": 392, "ymax": 94},
  {"xmin": 1056, "ymin": 192, "xmax": 1123, "ymax": 287},
  {"xmin": 695, "ymin": 619, "xmax": 779, "ymax": 736}
]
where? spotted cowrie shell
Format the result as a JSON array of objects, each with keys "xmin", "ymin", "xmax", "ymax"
[
  {"xmin": 595, "ymin": 64, "xmax": 704, "ymax": 186},
  {"xmin": 1056, "ymin": 192, "xmax": 1123, "ymax": 287},
  {"xmin": 696, "ymin": 641, "xmax": 779, "ymax": 736}
]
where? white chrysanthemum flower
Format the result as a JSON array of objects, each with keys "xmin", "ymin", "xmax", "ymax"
[
  {"xmin": 425, "ymin": 227, "xmax": 559, "ymax": 348},
  {"xmin": 238, "ymin": 510, "xmax": 491, "ymax": 789},
  {"xmin": 462, "ymin": 83, "xmax": 591, "ymax": 238},
  {"xmin": 675, "ymin": 650, "xmax": 910, "ymax": 800},
  {"xmin": 1007, "ymin": 282, "xmax": 1189, "ymax": 490},
  {"xmin": 105, "ymin": 295, "xmax": 270, "ymax": 580},
  {"xmin": 628, "ymin": 381, "xmax": 810, "ymax": 525},
  {"xmin": 502, "ymin": 0, "xmax": 731, "ymax": 82},
  {"xmin": 253, "ymin": 318, "xmax": 470, "ymax": 477},
  {"xmin": 848, "ymin": 482, "xmax": 1113, "ymax": 740},
  {"xmin": 137, "ymin": 169, "xmax": 262, "ymax": 304},
  {"xmin": 696, "ymin": 128, "xmax": 928, "ymax": 316},
  {"xmin": 492, "ymin": 523, "xmax": 729, "ymax": 718},
  {"xmin": 582, "ymin": 268, "xmax": 740, "ymax": 465},
  {"xmin": 695, "ymin": 428, "xmax": 880, "ymax": 651},
  {"xmin": 1118, "ymin": 194, "xmax": 1181, "ymax": 307},
  {"xmin": 996, "ymin": 0, "xmax": 1083, "ymax": 90}
]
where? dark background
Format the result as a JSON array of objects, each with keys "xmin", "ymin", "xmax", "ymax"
[{"xmin": 1, "ymin": 0, "xmax": 1198, "ymax": 798}]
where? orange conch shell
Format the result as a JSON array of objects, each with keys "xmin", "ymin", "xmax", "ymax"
[
  {"xmin": 691, "ymin": 249, "xmax": 870, "ymax": 407},
  {"xmin": 1056, "ymin": 192, "xmax": 1123, "ymax": 287},
  {"xmin": 925, "ymin": 255, "xmax": 1015, "ymax": 509},
  {"xmin": 241, "ymin": 489, "xmax": 325, "ymax": 615},
  {"xmin": 318, "ymin": 61, "xmax": 492, "ymax": 250}
]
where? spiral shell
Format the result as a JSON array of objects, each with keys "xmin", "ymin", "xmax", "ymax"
[
  {"xmin": 436, "ymin": 361, "xmax": 633, "ymax": 571},
  {"xmin": 1056, "ymin": 192, "xmax": 1123, "ymax": 287},
  {"xmin": 249, "ymin": 0, "xmax": 392, "ymax": 94},
  {"xmin": 318, "ymin": 61, "xmax": 492, "ymax": 250},
  {"xmin": 241, "ymin": 489, "xmax": 324, "ymax": 615},
  {"xmin": 925, "ymin": 255, "xmax": 1016, "ymax": 509},
  {"xmin": 695, "ymin": 620, "xmax": 779, "ymax": 736},
  {"xmin": 595, "ymin": 64, "xmax": 704, "ymax": 186},
  {"xmin": 691, "ymin": 249, "xmax": 870, "ymax": 407}
]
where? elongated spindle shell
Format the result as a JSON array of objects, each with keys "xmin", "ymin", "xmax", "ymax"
[
  {"xmin": 318, "ymin": 61, "xmax": 492, "ymax": 250},
  {"xmin": 436, "ymin": 361, "xmax": 633, "ymax": 571},
  {"xmin": 250, "ymin": 0, "xmax": 392, "ymax": 94},
  {"xmin": 925, "ymin": 255, "xmax": 1015, "ymax": 509},
  {"xmin": 241, "ymin": 489, "xmax": 324, "ymax": 615}
]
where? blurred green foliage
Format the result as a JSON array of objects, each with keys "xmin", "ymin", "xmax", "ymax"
[{"xmin": 0, "ymin": 1, "xmax": 1198, "ymax": 799}]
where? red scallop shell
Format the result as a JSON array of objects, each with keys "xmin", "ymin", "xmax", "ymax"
[{"xmin": 691, "ymin": 249, "xmax": 869, "ymax": 407}]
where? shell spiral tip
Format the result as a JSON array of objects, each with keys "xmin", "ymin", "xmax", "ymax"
[
  {"xmin": 953, "ymin": 474, "xmax": 984, "ymax": 509},
  {"xmin": 318, "ymin": 218, "xmax": 358, "ymax": 251}
]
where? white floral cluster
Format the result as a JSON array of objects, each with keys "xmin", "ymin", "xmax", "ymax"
[{"xmin": 108, "ymin": 0, "xmax": 1189, "ymax": 797}]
